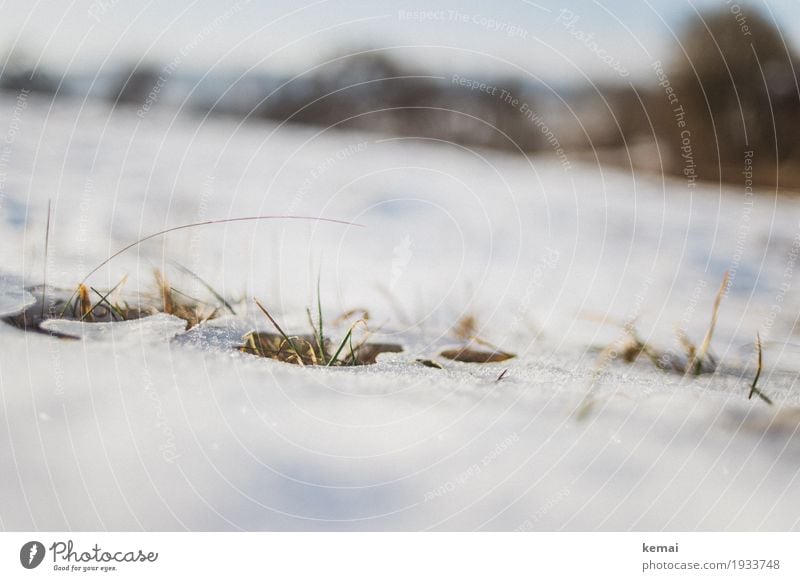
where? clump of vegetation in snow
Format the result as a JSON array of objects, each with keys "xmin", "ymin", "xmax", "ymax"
[{"xmin": 578, "ymin": 271, "xmax": 772, "ymax": 419}]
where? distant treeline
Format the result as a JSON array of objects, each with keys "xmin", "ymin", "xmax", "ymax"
[
  {"xmin": 2, "ymin": 8, "xmax": 798, "ymax": 190},
  {"xmin": 592, "ymin": 9, "xmax": 800, "ymax": 191}
]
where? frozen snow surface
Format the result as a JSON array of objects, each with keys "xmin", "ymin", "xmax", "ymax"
[
  {"xmin": 0, "ymin": 276, "xmax": 35, "ymax": 318},
  {"xmin": 39, "ymin": 314, "xmax": 188, "ymax": 343},
  {"xmin": 0, "ymin": 94, "xmax": 799, "ymax": 531}
]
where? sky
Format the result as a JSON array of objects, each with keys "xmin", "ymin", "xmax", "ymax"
[{"xmin": 1, "ymin": 0, "xmax": 799, "ymax": 86}]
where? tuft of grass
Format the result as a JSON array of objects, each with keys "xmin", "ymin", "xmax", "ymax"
[
  {"xmin": 241, "ymin": 331, "xmax": 319, "ymax": 366},
  {"xmin": 80, "ymin": 277, "xmax": 128, "ymax": 321},
  {"xmin": 326, "ymin": 319, "xmax": 371, "ymax": 366},
  {"xmin": 578, "ymin": 271, "xmax": 767, "ymax": 419},
  {"xmin": 445, "ymin": 312, "xmax": 516, "ymax": 364},
  {"xmin": 155, "ymin": 270, "xmax": 219, "ymax": 328},
  {"xmin": 452, "ymin": 314, "xmax": 478, "ymax": 341},
  {"xmin": 253, "ymin": 298, "xmax": 305, "ymax": 364},
  {"xmin": 27, "ymin": 268, "xmax": 216, "ymax": 331},
  {"xmin": 619, "ymin": 321, "xmax": 671, "ymax": 370},
  {"xmin": 593, "ymin": 272, "xmax": 731, "ymax": 378},
  {"xmin": 246, "ymin": 298, "xmax": 399, "ymax": 367}
]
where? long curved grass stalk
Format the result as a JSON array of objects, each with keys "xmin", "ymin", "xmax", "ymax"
[{"xmin": 60, "ymin": 215, "xmax": 358, "ymax": 317}]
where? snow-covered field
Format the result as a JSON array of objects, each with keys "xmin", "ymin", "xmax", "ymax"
[{"xmin": 1, "ymin": 93, "xmax": 799, "ymax": 530}]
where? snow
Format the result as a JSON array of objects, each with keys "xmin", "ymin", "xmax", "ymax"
[
  {"xmin": 0, "ymin": 93, "xmax": 799, "ymax": 531},
  {"xmin": 40, "ymin": 314, "xmax": 188, "ymax": 342},
  {"xmin": 0, "ymin": 276, "xmax": 35, "ymax": 318}
]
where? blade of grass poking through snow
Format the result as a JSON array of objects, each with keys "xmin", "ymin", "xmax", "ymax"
[
  {"xmin": 41, "ymin": 200, "xmax": 52, "ymax": 318},
  {"xmin": 78, "ymin": 284, "xmax": 92, "ymax": 319},
  {"xmin": 154, "ymin": 270, "xmax": 174, "ymax": 314},
  {"xmin": 316, "ymin": 271, "xmax": 326, "ymax": 364},
  {"xmin": 327, "ymin": 320, "xmax": 368, "ymax": 366},
  {"xmin": 60, "ymin": 215, "xmax": 359, "ymax": 316},
  {"xmin": 305, "ymin": 307, "xmax": 325, "ymax": 364},
  {"xmin": 688, "ymin": 270, "xmax": 729, "ymax": 375},
  {"xmin": 327, "ymin": 327, "xmax": 353, "ymax": 367},
  {"xmin": 253, "ymin": 298, "xmax": 304, "ymax": 365},
  {"xmin": 169, "ymin": 261, "xmax": 236, "ymax": 315},
  {"xmin": 748, "ymin": 333, "xmax": 772, "ymax": 405}
]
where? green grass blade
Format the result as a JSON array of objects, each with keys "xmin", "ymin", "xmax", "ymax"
[
  {"xmin": 327, "ymin": 327, "xmax": 354, "ymax": 367},
  {"xmin": 316, "ymin": 270, "xmax": 326, "ymax": 364}
]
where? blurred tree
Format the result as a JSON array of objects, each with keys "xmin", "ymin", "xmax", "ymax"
[
  {"xmin": 0, "ymin": 49, "xmax": 58, "ymax": 94},
  {"xmin": 256, "ymin": 50, "xmax": 543, "ymax": 151},
  {"xmin": 113, "ymin": 63, "xmax": 162, "ymax": 108},
  {"xmin": 664, "ymin": 8, "xmax": 800, "ymax": 187}
]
